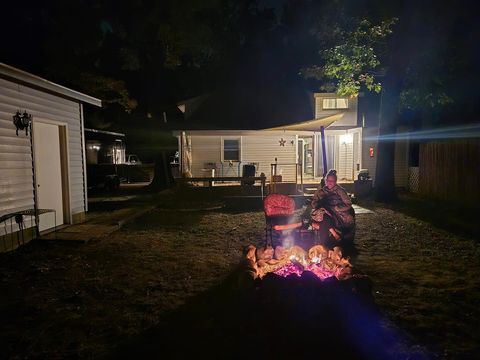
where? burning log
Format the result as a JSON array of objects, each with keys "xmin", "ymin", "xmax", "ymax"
[
  {"xmin": 255, "ymin": 245, "xmax": 274, "ymax": 261},
  {"xmin": 329, "ymin": 246, "xmax": 343, "ymax": 263},
  {"xmin": 308, "ymin": 245, "xmax": 329, "ymax": 261},
  {"xmin": 274, "ymin": 245, "xmax": 288, "ymax": 260},
  {"xmin": 288, "ymin": 245, "xmax": 307, "ymax": 263},
  {"xmin": 240, "ymin": 245, "xmax": 259, "ymax": 281}
]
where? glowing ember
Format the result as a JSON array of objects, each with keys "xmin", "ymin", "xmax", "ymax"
[
  {"xmin": 305, "ymin": 263, "xmax": 340, "ymax": 280},
  {"xmin": 273, "ymin": 262, "xmax": 303, "ymax": 277},
  {"xmin": 272, "ymin": 261, "xmax": 340, "ymax": 280}
]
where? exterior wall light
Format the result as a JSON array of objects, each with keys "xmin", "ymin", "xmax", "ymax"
[{"xmin": 13, "ymin": 111, "xmax": 32, "ymax": 136}]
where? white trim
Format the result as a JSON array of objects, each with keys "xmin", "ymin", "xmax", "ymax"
[
  {"xmin": 357, "ymin": 127, "xmax": 363, "ymax": 172},
  {"xmin": 31, "ymin": 116, "xmax": 68, "ymax": 127},
  {"xmin": 334, "ymin": 134, "xmax": 339, "ymax": 172},
  {"xmin": 174, "ymin": 130, "xmax": 319, "ymax": 137},
  {"xmin": 80, "ymin": 104, "xmax": 88, "ymax": 213},
  {"xmin": 60, "ymin": 125, "xmax": 73, "ymax": 224},
  {"xmin": 32, "ymin": 119, "xmax": 72, "ymax": 226},
  {"xmin": 0, "ymin": 63, "xmax": 102, "ymax": 107},
  {"xmin": 295, "ymin": 135, "xmax": 299, "ymax": 167}
]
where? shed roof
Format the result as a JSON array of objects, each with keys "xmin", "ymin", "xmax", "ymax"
[{"xmin": 0, "ymin": 63, "xmax": 102, "ymax": 107}]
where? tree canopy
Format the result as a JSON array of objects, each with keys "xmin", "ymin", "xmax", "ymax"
[
  {"xmin": 303, "ymin": 18, "xmax": 397, "ymax": 96},
  {"xmin": 1, "ymin": 0, "xmax": 477, "ymax": 165}
]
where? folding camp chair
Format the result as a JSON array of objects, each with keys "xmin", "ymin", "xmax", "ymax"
[{"xmin": 263, "ymin": 194, "xmax": 302, "ymax": 247}]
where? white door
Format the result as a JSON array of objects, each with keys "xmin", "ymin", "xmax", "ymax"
[
  {"xmin": 338, "ymin": 134, "xmax": 354, "ymax": 181},
  {"xmin": 33, "ymin": 122, "xmax": 64, "ymax": 231}
]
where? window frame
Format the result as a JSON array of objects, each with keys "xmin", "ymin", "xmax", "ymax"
[
  {"xmin": 322, "ymin": 98, "xmax": 349, "ymax": 110},
  {"xmin": 221, "ymin": 137, "xmax": 242, "ymax": 162}
]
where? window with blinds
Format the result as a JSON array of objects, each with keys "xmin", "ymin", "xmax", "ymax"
[
  {"xmin": 223, "ymin": 139, "xmax": 240, "ymax": 161},
  {"xmin": 322, "ymin": 98, "xmax": 349, "ymax": 109}
]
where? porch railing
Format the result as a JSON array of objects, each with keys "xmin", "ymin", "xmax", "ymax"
[{"xmin": 270, "ymin": 162, "xmax": 303, "ymax": 194}]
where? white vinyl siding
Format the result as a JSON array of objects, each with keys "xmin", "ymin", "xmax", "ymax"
[
  {"xmin": 190, "ymin": 136, "xmax": 221, "ymax": 177},
  {"xmin": 0, "ymin": 77, "xmax": 86, "ymax": 234},
  {"xmin": 242, "ymin": 135, "xmax": 297, "ymax": 181},
  {"xmin": 188, "ymin": 134, "xmax": 297, "ymax": 181},
  {"xmin": 315, "ymin": 94, "xmax": 358, "ymax": 127}
]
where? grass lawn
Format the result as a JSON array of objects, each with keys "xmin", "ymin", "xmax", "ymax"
[{"xmin": 0, "ymin": 190, "xmax": 479, "ymax": 358}]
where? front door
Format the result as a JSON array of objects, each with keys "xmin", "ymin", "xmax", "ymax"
[
  {"xmin": 298, "ymin": 137, "xmax": 314, "ymax": 177},
  {"xmin": 33, "ymin": 121, "xmax": 65, "ymax": 231},
  {"xmin": 337, "ymin": 133, "xmax": 354, "ymax": 181}
]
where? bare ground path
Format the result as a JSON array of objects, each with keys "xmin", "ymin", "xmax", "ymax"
[{"xmin": 0, "ymin": 192, "xmax": 479, "ymax": 359}]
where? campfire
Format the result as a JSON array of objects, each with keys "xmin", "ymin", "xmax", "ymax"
[{"xmin": 243, "ymin": 243, "xmax": 354, "ymax": 282}]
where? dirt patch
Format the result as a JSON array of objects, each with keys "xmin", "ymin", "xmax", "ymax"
[{"xmin": 0, "ymin": 200, "xmax": 479, "ymax": 358}]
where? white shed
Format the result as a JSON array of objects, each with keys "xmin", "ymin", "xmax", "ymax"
[{"xmin": 0, "ymin": 63, "xmax": 101, "ymax": 251}]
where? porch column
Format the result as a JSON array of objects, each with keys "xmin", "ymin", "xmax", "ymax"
[{"xmin": 320, "ymin": 126, "xmax": 328, "ymax": 177}]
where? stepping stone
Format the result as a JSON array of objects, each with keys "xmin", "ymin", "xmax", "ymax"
[{"xmin": 352, "ymin": 204, "xmax": 374, "ymax": 214}]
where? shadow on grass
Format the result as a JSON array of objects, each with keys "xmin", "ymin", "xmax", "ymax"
[
  {"xmin": 108, "ymin": 269, "xmax": 430, "ymax": 360},
  {"xmin": 388, "ymin": 193, "xmax": 478, "ymax": 240},
  {"xmin": 122, "ymin": 209, "xmax": 204, "ymax": 231}
]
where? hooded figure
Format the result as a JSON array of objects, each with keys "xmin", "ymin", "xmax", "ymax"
[{"xmin": 311, "ymin": 169, "xmax": 355, "ymax": 243}]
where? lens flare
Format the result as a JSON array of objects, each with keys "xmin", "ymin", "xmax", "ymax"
[{"xmin": 364, "ymin": 124, "xmax": 480, "ymax": 142}]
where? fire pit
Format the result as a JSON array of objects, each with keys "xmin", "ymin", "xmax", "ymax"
[{"xmin": 242, "ymin": 243, "xmax": 355, "ymax": 282}]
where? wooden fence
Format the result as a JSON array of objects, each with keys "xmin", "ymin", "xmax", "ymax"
[{"xmin": 419, "ymin": 139, "xmax": 480, "ymax": 205}]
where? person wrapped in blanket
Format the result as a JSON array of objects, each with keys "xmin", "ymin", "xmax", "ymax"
[{"xmin": 310, "ymin": 169, "xmax": 355, "ymax": 249}]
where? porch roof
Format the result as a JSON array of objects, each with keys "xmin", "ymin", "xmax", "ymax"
[{"xmin": 264, "ymin": 113, "xmax": 344, "ymax": 131}]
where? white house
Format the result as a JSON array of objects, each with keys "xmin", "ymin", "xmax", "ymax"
[
  {"xmin": 173, "ymin": 92, "xmax": 410, "ymax": 187},
  {"xmin": 0, "ymin": 63, "xmax": 101, "ymax": 251}
]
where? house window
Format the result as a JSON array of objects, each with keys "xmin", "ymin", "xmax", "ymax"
[
  {"xmin": 322, "ymin": 98, "xmax": 349, "ymax": 109},
  {"xmin": 223, "ymin": 139, "xmax": 240, "ymax": 161}
]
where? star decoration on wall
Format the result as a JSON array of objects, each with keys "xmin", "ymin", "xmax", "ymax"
[{"xmin": 279, "ymin": 138, "xmax": 286, "ymax": 146}]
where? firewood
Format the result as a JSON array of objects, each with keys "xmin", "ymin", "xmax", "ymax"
[
  {"xmin": 266, "ymin": 258, "xmax": 281, "ymax": 266},
  {"xmin": 244, "ymin": 245, "xmax": 256, "ymax": 262},
  {"xmin": 338, "ymin": 257, "xmax": 351, "ymax": 267},
  {"xmin": 243, "ymin": 258, "xmax": 258, "ymax": 279},
  {"xmin": 308, "ymin": 245, "xmax": 329, "ymax": 260},
  {"xmin": 255, "ymin": 246, "xmax": 273, "ymax": 261},
  {"xmin": 287, "ymin": 246, "xmax": 307, "ymax": 262},
  {"xmin": 263, "ymin": 246, "xmax": 274, "ymax": 260},
  {"xmin": 328, "ymin": 249, "xmax": 343, "ymax": 263},
  {"xmin": 332, "ymin": 246, "xmax": 343, "ymax": 261},
  {"xmin": 337, "ymin": 267, "xmax": 353, "ymax": 280},
  {"xmin": 274, "ymin": 246, "xmax": 288, "ymax": 260},
  {"xmin": 257, "ymin": 259, "xmax": 267, "ymax": 268}
]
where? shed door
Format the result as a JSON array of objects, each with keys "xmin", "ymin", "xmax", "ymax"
[{"xmin": 33, "ymin": 122, "xmax": 64, "ymax": 231}]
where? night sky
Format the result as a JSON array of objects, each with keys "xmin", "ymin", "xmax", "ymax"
[{"xmin": 1, "ymin": 0, "xmax": 479, "ymax": 131}]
